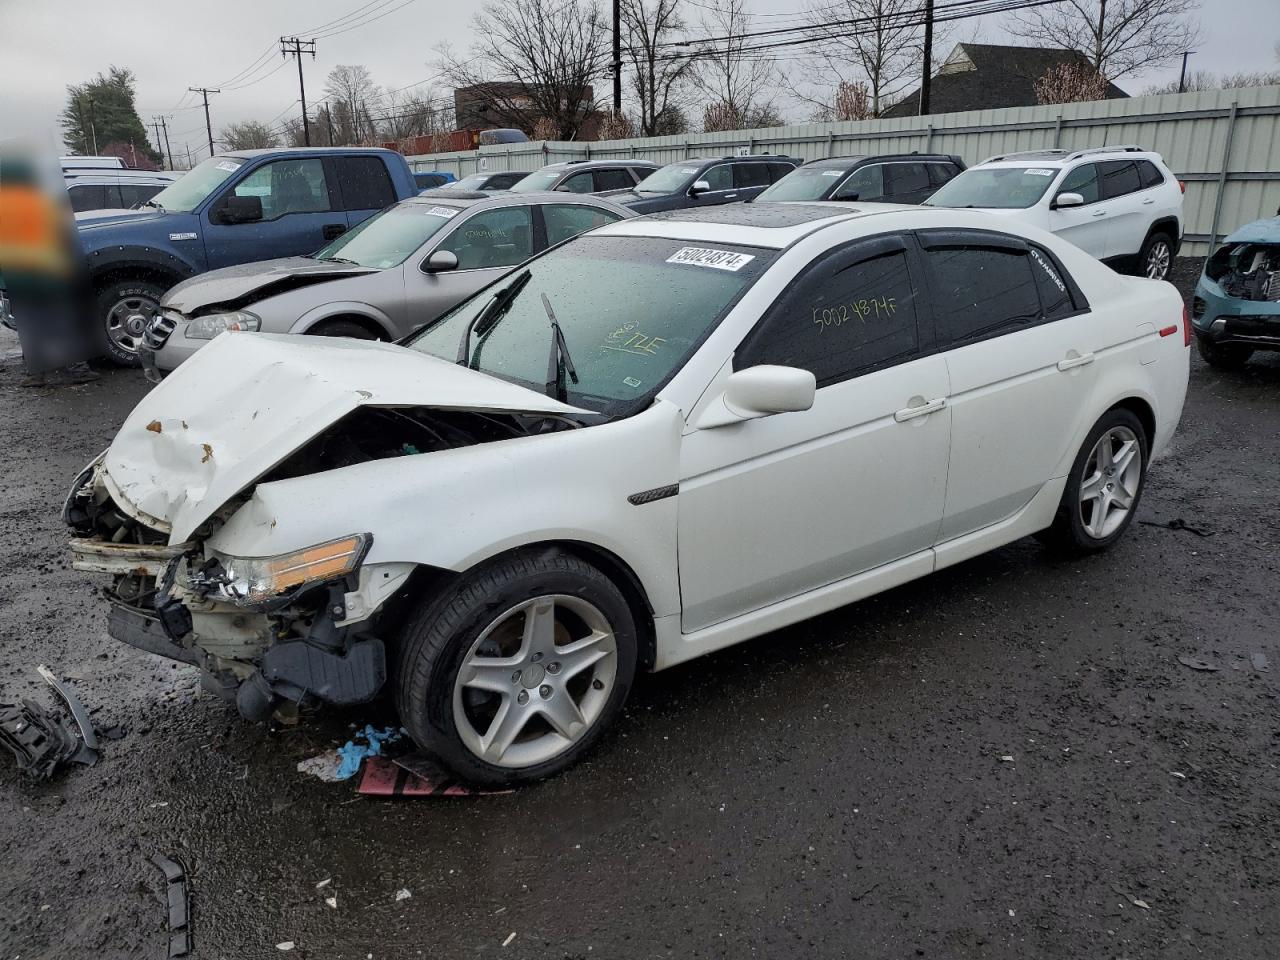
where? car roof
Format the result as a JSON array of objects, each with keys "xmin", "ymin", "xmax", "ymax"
[
  {"xmin": 402, "ymin": 189, "xmax": 634, "ymax": 215},
  {"xmin": 597, "ymin": 202, "xmax": 883, "ymax": 248},
  {"xmin": 224, "ymin": 146, "xmax": 399, "ymax": 160},
  {"xmin": 539, "ymin": 159, "xmax": 661, "ymax": 172},
  {"xmin": 978, "ymin": 145, "xmax": 1162, "ymax": 167}
]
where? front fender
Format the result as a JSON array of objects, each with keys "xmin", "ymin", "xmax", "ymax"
[
  {"xmin": 288, "ymin": 301, "xmax": 397, "ymax": 338},
  {"xmin": 85, "ymin": 244, "xmax": 202, "ymax": 285},
  {"xmin": 206, "ymin": 401, "xmax": 686, "ymax": 618}
]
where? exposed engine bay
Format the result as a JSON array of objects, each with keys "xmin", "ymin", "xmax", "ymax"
[{"xmin": 1205, "ymin": 242, "xmax": 1280, "ymax": 301}]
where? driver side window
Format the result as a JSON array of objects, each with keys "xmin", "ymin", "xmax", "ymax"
[
  {"xmin": 1057, "ymin": 164, "xmax": 1100, "ymax": 204},
  {"xmin": 702, "ymin": 164, "xmax": 733, "ymax": 191},
  {"xmin": 232, "ymin": 159, "xmax": 332, "ymax": 220},
  {"xmin": 834, "ymin": 164, "xmax": 884, "ymax": 201},
  {"xmin": 436, "ymin": 206, "xmax": 534, "ymax": 270}
]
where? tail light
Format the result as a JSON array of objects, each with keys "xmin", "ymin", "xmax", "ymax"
[{"xmin": 1178, "ymin": 180, "xmax": 1186, "ymax": 193}]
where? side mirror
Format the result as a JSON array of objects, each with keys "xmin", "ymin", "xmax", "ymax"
[
  {"xmin": 689, "ymin": 179, "xmax": 712, "ymax": 196},
  {"xmin": 1052, "ymin": 192, "xmax": 1084, "ymax": 209},
  {"xmin": 215, "ymin": 194, "xmax": 263, "ymax": 224},
  {"xmin": 697, "ymin": 365, "xmax": 816, "ymax": 429},
  {"xmin": 423, "ymin": 249, "xmax": 459, "ymax": 273}
]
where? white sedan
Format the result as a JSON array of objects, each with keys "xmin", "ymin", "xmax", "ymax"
[{"xmin": 67, "ymin": 203, "xmax": 1189, "ymax": 785}]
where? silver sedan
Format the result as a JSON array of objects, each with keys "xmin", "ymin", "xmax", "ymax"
[{"xmin": 141, "ymin": 190, "xmax": 635, "ymax": 374}]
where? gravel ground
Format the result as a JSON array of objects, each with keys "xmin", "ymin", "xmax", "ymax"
[{"xmin": 1, "ymin": 259, "xmax": 1278, "ymax": 960}]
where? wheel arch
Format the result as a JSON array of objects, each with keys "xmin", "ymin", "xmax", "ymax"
[
  {"xmin": 1144, "ymin": 216, "xmax": 1181, "ymax": 254},
  {"xmin": 1108, "ymin": 395, "xmax": 1156, "ymax": 454},
  {"xmin": 290, "ymin": 304, "xmax": 397, "ymax": 339},
  {"xmin": 89, "ymin": 261, "xmax": 190, "ymax": 296}
]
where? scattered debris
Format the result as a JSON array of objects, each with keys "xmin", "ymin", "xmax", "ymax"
[
  {"xmin": 356, "ymin": 753, "xmax": 513, "ymax": 797},
  {"xmin": 276, "ymin": 941, "xmax": 295, "ymax": 952},
  {"xmin": 502, "ymin": 932, "xmax": 517, "ymax": 947},
  {"xmin": 1171, "ymin": 771, "xmax": 1187, "ymax": 779},
  {"xmin": 395, "ymin": 888, "xmax": 412, "ymax": 902},
  {"xmin": 150, "ymin": 854, "xmax": 191, "ymax": 959},
  {"xmin": 1111, "ymin": 883, "xmax": 1153, "ymax": 910},
  {"xmin": 297, "ymin": 750, "xmax": 343, "ymax": 782},
  {"xmin": 315, "ymin": 878, "xmax": 332, "ymax": 890},
  {"xmin": 1177, "ymin": 655, "xmax": 1219, "ymax": 673},
  {"xmin": 1251, "ymin": 652, "xmax": 1270, "ymax": 673},
  {"xmin": 325, "ymin": 896, "xmax": 338, "ymax": 910},
  {"xmin": 298, "ymin": 726, "xmax": 404, "ymax": 783},
  {"xmin": 999, "ymin": 755, "xmax": 1015, "ymax": 762},
  {"xmin": 850, "ymin": 882, "xmax": 880, "ymax": 902},
  {"xmin": 1138, "ymin": 518, "xmax": 1212, "ymax": 537},
  {"xmin": 0, "ymin": 665, "xmax": 100, "ymax": 779}
]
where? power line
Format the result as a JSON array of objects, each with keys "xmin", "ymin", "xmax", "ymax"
[{"xmin": 311, "ymin": 0, "xmax": 418, "ymax": 40}]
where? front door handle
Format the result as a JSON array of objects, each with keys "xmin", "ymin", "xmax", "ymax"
[
  {"xmin": 1057, "ymin": 351, "xmax": 1096, "ymax": 371},
  {"xmin": 724, "ymin": 193, "xmax": 738, "ymax": 200},
  {"xmin": 1091, "ymin": 209, "xmax": 1107, "ymax": 217},
  {"xmin": 894, "ymin": 396, "xmax": 947, "ymax": 422},
  {"xmin": 322, "ymin": 223, "xmax": 347, "ymax": 240}
]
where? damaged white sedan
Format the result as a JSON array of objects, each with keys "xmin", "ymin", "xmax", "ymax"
[{"xmin": 67, "ymin": 203, "xmax": 1189, "ymax": 785}]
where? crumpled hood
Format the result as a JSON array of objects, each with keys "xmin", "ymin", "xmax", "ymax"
[
  {"xmin": 102, "ymin": 333, "xmax": 586, "ymax": 542},
  {"xmin": 1223, "ymin": 216, "xmax": 1280, "ymax": 245},
  {"xmin": 163, "ymin": 257, "xmax": 378, "ymax": 313}
]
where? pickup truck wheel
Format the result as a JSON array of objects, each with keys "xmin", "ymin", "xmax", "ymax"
[
  {"xmin": 308, "ymin": 318, "xmax": 381, "ymax": 340},
  {"xmin": 1196, "ymin": 335, "xmax": 1252, "ymax": 370},
  {"xmin": 96, "ymin": 279, "xmax": 166, "ymax": 366},
  {"xmin": 1037, "ymin": 408, "xmax": 1148, "ymax": 554},
  {"xmin": 395, "ymin": 549, "xmax": 638, "ymax": 786}
]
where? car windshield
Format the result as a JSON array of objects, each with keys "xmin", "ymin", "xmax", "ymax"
[
  {"xmin": 144, "ymin": 156, "xmax": 244, "ymax": 213},
  {"xmin": 454, "ymin": 175, "xmax": 492, "ymax": 191},
  {"xmin": 757, "ymin": 166, "xmax": 850, "ymax": 201},
  {"xmin": 509, "ymin": 170, "xmax": 562, "ymax": 192},
  {"xmin": 925, "ymin": 166, "xmax": 1059, "ymax": 209},
  {"xmin": 634, "ymin": 163, "xmax": 700, "ymax": 194},
  {"xmin": 313, "ymin": 202, "xmax": 463, "ymax": 268},
  {"xmin": 407, "ymin": 235, "xmax": 775, "ymax": 415}
]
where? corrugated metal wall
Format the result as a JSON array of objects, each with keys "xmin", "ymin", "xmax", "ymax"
[{"xmin": 409, "ymin": 85, "xmax": 1280, "ymax": 255}]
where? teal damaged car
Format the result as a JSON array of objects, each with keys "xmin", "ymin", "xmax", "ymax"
[{"xmin": 1192, "ymin": 214, "xmax": 1280, "ymax": 369}]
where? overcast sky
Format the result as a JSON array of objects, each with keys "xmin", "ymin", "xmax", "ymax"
[{"xmin": 1, "ymin": 0, "xmax": 1274, "ymax": 160}]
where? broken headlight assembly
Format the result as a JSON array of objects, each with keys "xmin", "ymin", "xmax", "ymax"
[
  {"xmin": 205, "ymin": 533, "xmax": 371, "ymax": 604},
  {"xmin": 186, "ymin": 310, "xmax": 261, "ymax": 340}
]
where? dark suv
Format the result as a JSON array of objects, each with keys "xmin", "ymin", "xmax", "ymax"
[
  {"xmin": 756, "ymin": 154, "xmax": 965, "ymax": 205},
  {"xmin": 617, "ymin": 155, "xmax": 801, "ymax": 214},
  {"xmin": 509, "ymin": 159, "xmax": 660, "ymax": 195}
]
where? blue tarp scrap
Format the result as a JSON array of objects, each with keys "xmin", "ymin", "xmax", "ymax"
[{"xmin": 335, "ymin": 725, "xmax": 403, "ymax": 780}]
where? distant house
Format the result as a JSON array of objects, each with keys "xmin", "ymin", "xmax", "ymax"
[
  {"xmin": 883, "ymin": 43, "xmax": 1129, "ymax": 118},
  {"xmin": 453, "ymin": 82, "xmax": 601, "ymax": 140}
]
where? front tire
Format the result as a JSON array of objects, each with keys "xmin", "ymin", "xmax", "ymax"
[
  {"xmin": 395, "ymin": 549, "xmax": 638, "ymax": 786},
  {"xmin": 308, "ymin": 318, "xmax": 381, "ymax": 340},
  {"xmin": 95, "ymin": 279, "xmax": 167, "ymax": 366},
  {"xmin": 1039, "ymin": 408, "xmax": 1148, "ymax": 553},
  {"xmin": 1196, "ymin": 335, "xmax": 1252, "ymax": 370},
  {"xmin": 1139, "ymin": 232, "xmax": 1174, "ymax": 281}
]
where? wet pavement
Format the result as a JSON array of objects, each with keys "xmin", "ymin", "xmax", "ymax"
[{"xmin": 2, "ymin": 259, "xmax": 1279, "ymax": 959}]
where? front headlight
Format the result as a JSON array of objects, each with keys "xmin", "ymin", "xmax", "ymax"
[
  {"xmin": 186, "ymin": 311, "xmax": 261, "ymax": 340},
  {"xmin": 211, "ymin": 534, "xmax": 370, "ymax": 603}
]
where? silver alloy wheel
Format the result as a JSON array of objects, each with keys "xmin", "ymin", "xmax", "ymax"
[
  {"xmin": 105, "ymin": 294, "xmax": 159, "ymax": 355},
  {"xmin": 452, "ymin": 594, "xmax": 618, "ymax": 769},
  {"xmin": 1145, "ymin": 239, "xmax": 1172, "ymax": 279},
  {"xmin": 1078, "ymin": 425, "xmax": 1141, "ymax": 539}
]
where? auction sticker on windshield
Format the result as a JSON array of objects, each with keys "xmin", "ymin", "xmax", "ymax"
[
  {"xmin": 426, "ymin": 206, "xmax": 460, "ymax": 218},
  {"xmin": 215, "ymin": 160, "xmax": 242, "ymax": 172},
  {"xmin": 666, "ymin": 247, "xmax": 756, "ymax": 271},
  {"xmin": 1025, "ymin": 168, "xmax": 1057, "ymax": 176}
]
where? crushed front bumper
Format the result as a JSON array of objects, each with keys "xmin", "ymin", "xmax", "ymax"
[{"xmin": 1192, "ymin": 277, "xmax": 1280, "ymax": 350}]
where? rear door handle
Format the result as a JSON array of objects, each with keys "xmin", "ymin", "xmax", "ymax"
[
  {"xmin": 322, "ymin": 223, "xmax": 347, "ymax": 240},
  {"xmin": 894, "ymin": 397, "xmax": 947, "ymax": 422},
  {"xmin": 1141, "ymin": 197, "xmax": 1155, "ymax": 205},
  {"xmin": 1057, "ymin": 352, "xmax": 1095, "ymax": 371}
]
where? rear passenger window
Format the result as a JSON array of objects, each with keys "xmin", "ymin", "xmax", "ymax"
[
  {"xmin": 734, "ymin": 163, "xmax": 770, "ymax": 189},
  {"xmin": 593, "ymin": 168, "xmax": 634, "ymax": 192},
  {"xmin": 68, "ymin": 184, "xmax": 107, "ymax": 212},
  {"xmin": 118, "ymin": 183, "xmax": 160, "ymax": 208},
  {"xmin": 886, "ymin": 163, "xmax": 930, "ymax": 198},
  {"xmin": 925, "ymin": 242, "xmax": 1042, "ymax": 346},
  {"xmin": 336, "ymin": 157, "xmax": 396, "ymax": 211},
  {"xmin": 542, "ymin": 203, "xmax": 621, "ymax": 247},
  {"xmin": 1137, "ymin": 160, "xmax": 1165, "ymax": 188},
  {"xmin": 1028, "ymin": 246, "xmax": 1075, "ymax": 320},
  {"xmin": 1099, "ymin": 160, "xmax": 1142, "ymax": 199},
  {"xmin": 736, "ymin": 243, "xmax": 920, "ymax": 386}
]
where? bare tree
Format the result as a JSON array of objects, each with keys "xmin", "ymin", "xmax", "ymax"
[
  {"xmin": 598, "ymin": 110, "xmax": 634, "ymax": 139},
  {"xmin": 218, "ymin": 120, "xmax": 279, "ymax": 150},
  {"xmin": 833, "ymin": 80, "xmax": 874, "ymax": 120},
  {"xmin": 1007, "ymin": 0, "xmax": 1201, "ymax": 80},
  {"xmin": 324, "ymin": 65, "xmax": 382, "ymax": 145},
  {"xmin": 690, "ymin": 0, "xmax": 782, "ymax": 131},
  {"xmin": 1034, "ymin": 61, "xmax": 1112, "ymax": 104},
  {"xmin": 435, "ymin": 0, "xmax": 607, "ymax": 140},
  {"xmin": 619, "ymin": 0, "xmax": 698, "ymax": 136},
  {"xmin": 380, "ymin": 89, "xmax": 451, "ymax": 141},
  {"xmin": 1142, "ymin": 68, "xmax": 1280, "ymax": 94}
]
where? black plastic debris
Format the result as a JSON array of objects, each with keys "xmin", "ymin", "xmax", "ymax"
[
  {"xmin": 0, "ymin": 665, "xmax": 99, "ymax": 778},
  {"xmin": 151, "ymin": 854, "xmax": 192, "ymax": 958},
  {"xmin": 1139, "ymin": 517, "xmax": 1213, "ymax": 537},
  {"xmin": 1178, "ymin": 654, "xmax": 1219, "ymax": 672}
]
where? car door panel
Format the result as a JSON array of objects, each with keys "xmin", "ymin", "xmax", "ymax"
[
  {"xmin": 1098, "ymin": 160, "xmax": 1146, "ymax": 260},
  {"xmin": 1047, "ymin": 163, "xmax": 1113, "ymax": 259}
]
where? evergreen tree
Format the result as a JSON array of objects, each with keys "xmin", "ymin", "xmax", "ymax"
[{"xmin": 60, "ymin": 67, "xmax": 161, "ymax": 165}]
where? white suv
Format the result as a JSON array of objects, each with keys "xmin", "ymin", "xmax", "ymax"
[{"xmin": 926, "ymin": 146, "xmax": 1184, "ymax": 280}]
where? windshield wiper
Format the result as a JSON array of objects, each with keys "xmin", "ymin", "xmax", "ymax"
[
  {"xmin": 455, "ymin": 269, "xmax": 531, "ymax": 366},
  {"xmin": 316, "ymin": 255, "xmax": 360, "ymax": 265},
  {"xmin": 540, "ymin": 292, "xmax": 578, "ymax": 402}
]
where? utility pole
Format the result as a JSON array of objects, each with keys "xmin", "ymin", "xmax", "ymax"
[
  {"xmin": 1178, "ymin": 50, "xmax": 1196, "ymax": 93},
  {"xmin": 611, "ymin": 0, "xmax": 622, "ymax": 114},
  {"xmin": 188, "ymin": 87, "xmax": 219, "ymax": 157},
  {"xmin": 86, "ymin": 96, "xmax": 99, "ymax": 154},
  {"xmin": 152, "ymin": 115, "xmax": 174, "ymax": 169},
  {"xmin": 280, "ymin": 37, "xmax": 317, "ymax": 146},
  {"xmin": 185, "ymin": 144, "xmax": 193, "ymax": 169},
  {"xmin": 160, "ymin": 116, "xmax": 173, "ymax": 170},
  {"xmin": 917, "ymin": 0, "xmax": 934, "ymax": 116}
]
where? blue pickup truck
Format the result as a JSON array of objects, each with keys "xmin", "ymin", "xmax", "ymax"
[{"xmin": 76, "ymin": 147, "xmax": 418, "ymax": 364}]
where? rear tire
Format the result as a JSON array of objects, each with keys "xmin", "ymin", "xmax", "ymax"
[
  {"xmin": 1196, "ymin": 335, "xmax": 1252, "ymax": 370},
  {"xmin": 1138, "ymin": 231, "xmax": 1174, "ymax": 280},
  {"xmin": 95, "ymin": 278, "xmax": 167, "ymax": 366},
  {"xmin": 395, "ymin": 549, "xmax": 638, "ymax": 786},
  {"xmin": 1038, "ymin": 408, "xmax": 1148, "ymax": 554},
  {"xmin": 307, "ymin": 318, "xmax": 381, "ymax": 340}
]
